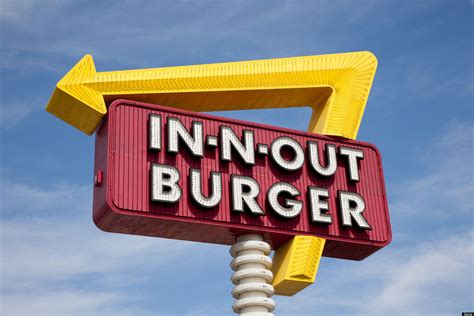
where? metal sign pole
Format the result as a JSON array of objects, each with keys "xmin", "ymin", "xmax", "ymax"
[{"xmin": 230, "ymin": 234, "xmax": 275, "ymax": 315}]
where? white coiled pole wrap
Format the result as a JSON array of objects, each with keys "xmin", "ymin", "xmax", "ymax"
[{"xmin": 230, "ymin": 234, "xmax": 275, "ymax": 316}]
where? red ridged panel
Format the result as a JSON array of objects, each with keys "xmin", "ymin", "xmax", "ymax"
[{"xmin": 93, "ymin": 100, "xmax": 391, "ymax": 260}]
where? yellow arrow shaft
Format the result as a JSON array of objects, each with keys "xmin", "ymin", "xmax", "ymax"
[
  {"xmin": 84, "ymin": 52, "xmax": 364, "ymax": 95},
  {"xmin": 89, "ymin": 67, "xmax": 344, "ymax": 94},
  {"xmin": 87, "ymin": 70, "xmax": 336, "ymax": 117},
  {"xmin": 48, "ymin": 52, "xmax": 377, "ymax": 138}
]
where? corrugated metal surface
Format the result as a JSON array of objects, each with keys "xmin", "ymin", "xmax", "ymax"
[{"xmin": 93, "ymin": 100, "xmax": 391, "ymax": 260}]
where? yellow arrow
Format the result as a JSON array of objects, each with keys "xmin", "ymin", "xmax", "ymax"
[
  {"xmin": 46, "ymin": 52, "xmax": 377, "ymax": 136},
  {"xmin": 45, "ymin": 52, "xmax": 378, "ymax": 297}
]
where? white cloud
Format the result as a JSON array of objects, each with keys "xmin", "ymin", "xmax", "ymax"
[
  {"xmin": 0, "ymin": 1, "xmax": 364, "ymax": 72},
  {"xmin": 0, "ymin": 179, "xmax": 200, "ymax": 315},
  {"xmin": 0, "ymin": 0, "xmax": 61, "ymax": 22},
  {"xmin": 365, "ymin": 231, "xmax": 474, "ymax": 315},
  {"xmin": 0, "ymin": 102, "xmax": 38, "ymax": 129},
  {"xmin": 1, "ymin": 289, "xmax": 153, "ymax": 316},
  {"xmin": 275, "ymin": 230, "xmax": 473, "ymax": 316},
  {"xmin": 391, "ymin": 121, "xmax": 474, "ymax": 218},
  {"xmin": 0, "ymin": 181, "xmax": 90, "ymax": 213},
  {"xmin": 0, "ymin": 218, "xmax": 192, "ymax": 289}
]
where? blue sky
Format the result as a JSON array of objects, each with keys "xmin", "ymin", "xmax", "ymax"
[{"xmin": 0, "ymin": 1, "xmax": 472, "ymax": 315}]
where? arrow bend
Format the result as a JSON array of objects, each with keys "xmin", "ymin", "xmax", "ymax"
[{"xmin": 46, "ymin": 52, "xmax": 377, "ymax": 136}]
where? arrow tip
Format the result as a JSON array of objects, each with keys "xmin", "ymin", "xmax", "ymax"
[
  {"xmin": 46, "ymin": 54, "xmax": 105, "ymax": 135},
  {"xmin": 57, "ymin": 54, "xmax": 96, "ymax": 86}
]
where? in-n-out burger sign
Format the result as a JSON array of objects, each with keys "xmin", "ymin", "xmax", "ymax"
[
  {"xmin": 149, "ymin": 114, "xmax": 370, "ymax": 229},
  {"xmin": 93, "ymin": 100, "xmax": 391, "ymax": 260}
]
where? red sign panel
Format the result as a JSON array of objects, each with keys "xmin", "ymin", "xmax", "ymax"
[{"xmin": 93, "ymin": 100, "xmax": 391, "ymax": 260}]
